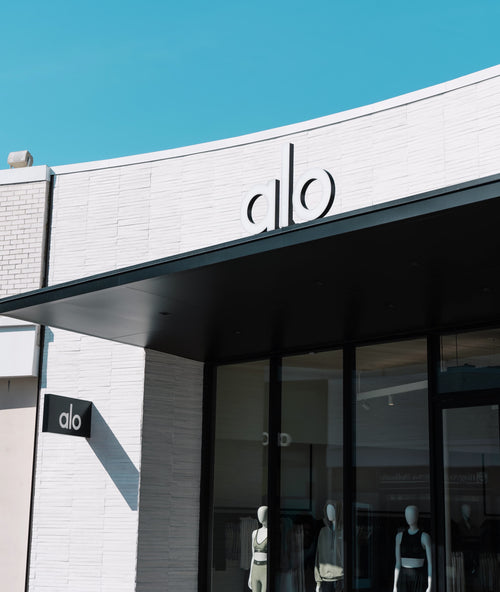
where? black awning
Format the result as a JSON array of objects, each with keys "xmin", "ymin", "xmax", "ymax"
[{"xmin": 2, "ymin": 175, "xmax": 500, "ymax": 362}]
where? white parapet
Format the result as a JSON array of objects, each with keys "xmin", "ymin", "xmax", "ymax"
[{"xmin": 0, "ymin": 317, "xmax": 39, "ymax": 377}]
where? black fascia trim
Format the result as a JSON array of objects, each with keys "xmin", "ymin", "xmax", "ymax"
[{"xmin": 1, "ymin": 173, "xmax": 500, "ymax": 316}]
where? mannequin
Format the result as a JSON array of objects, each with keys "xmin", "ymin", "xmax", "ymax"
[
  {"xmin": 457, "ymin": 504, "xmax": 479, "ymax": 587},
  {"xmin": 461, "ymin": 503, "xmax": 472, "ymax": 527},
  {"xmin": 249, "ymin": 506, "xmax": 268, "ymax": 592},
  {"xmin": 393, "ymin": 505, "xmax": 432, "ymax": 592},
  {"xmin": 315, "ymin": 501, "xmax": 344, "ymax": 592}
]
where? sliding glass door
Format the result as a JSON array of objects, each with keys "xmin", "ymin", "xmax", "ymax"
[
  {"xmin": 441, "ymin": 399, "xmax": 500, "ymax": 592},
  {"xmin": 210, "ymin": 351, "xmax": 343, "ymax": 592},
  {"xmin": 211, "ymin": 360, "xmax": 269, "ymax": 592},
  {"xmin": 278, "ymin": 351, "xmax": 343, "ymax": 592},
  {"xmin": 353, "ymin": 338, "xmax": 431, "ymax": 592}
]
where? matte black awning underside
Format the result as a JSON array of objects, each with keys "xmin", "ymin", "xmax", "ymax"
[{"xmin": 2, "ymin": 175, "xmax": 500, "ymax": 363}]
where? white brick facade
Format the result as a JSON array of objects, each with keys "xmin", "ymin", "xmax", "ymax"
[
  {"xmin": 0, "ymin": 169, "xmax": 49, "ymax": 297},
  {"xmin": 137, "ymin": 351, "xmax": 203, "ymax": 592},
  {"xmin": 0, "ymin": 167, "xmax": 50, "ymax": 591},
  {"xmin": 29, "ymin": 332, "xmax": 144, "ymax": 592},
  {"xmin": 48, "ymin": 65, "xmax": 500, "ymax": 284},
  {"xmin": 2, "ymin": 66, "xmax": 500, "ymax": 591}
]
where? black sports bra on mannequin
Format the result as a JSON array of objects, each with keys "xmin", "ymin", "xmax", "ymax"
[{"xmin": 401, "ymin": 530, "xmax": 425, "ymax": 559}]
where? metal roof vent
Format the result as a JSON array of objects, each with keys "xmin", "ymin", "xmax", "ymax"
[{"xmin": 8, "ymin": 150, "xmax": 33, "ymax": 168}]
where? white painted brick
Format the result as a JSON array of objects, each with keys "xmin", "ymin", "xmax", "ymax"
[
  {"xmin": 28, "ymin": 331, "xmax": 144, "ymax": 592},
  {"xmin": 0, "ymin": 180, "xmax": 48, "ymax": 297},
  {"xmin": 136, "ymin": 350, "xmax": 203, "ymax": 592}
]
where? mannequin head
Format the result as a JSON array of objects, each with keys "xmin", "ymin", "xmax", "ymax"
[
  {"xmin": 323, "ymin": 500, "xmax": 342, "ymax": 529},
  {"xmin": 405, "ymin": 505, "xmax": 419, "ymax": 528},
  {"xmin": 326, "ymin": 504, "xmax": 336, "ymax": 523},
  {"xmin": 257, "ymin": 505, "xmax": 268, "ymax": 527}
]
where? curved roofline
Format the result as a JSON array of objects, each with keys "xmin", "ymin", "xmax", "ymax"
[{"xmin": 50, "ymin": 64, "xmax": 500, "ymax": 175}]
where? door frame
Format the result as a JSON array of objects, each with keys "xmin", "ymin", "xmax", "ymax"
[{"xmin": 433, "ymin": 387, "xmax": 500, "ymax": 592}]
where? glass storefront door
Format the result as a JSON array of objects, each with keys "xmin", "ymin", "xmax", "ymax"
[
  {"xmin": 210, "ymin": 352, "xmax": 344, "ymax": 592},
  {"xmin": 211, "ymin": 360, "xmax": 270, "ymax": 592},
  {"xmin": 441, "ymin": 398, "xmax": 500, "ymax": 592},
  {"xmin": 354, "ymin": 338, "xmax": 430, "ymax": 592},
  {"xmin": 278, "ymin": 351, "xmax": 343, "ymax": 592}
]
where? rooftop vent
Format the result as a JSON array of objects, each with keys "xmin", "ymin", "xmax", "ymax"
[{"xmin": 8, "ymin": 150, "xmax": 33, "ymax": 168}]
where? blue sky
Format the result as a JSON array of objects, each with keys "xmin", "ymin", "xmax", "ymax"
[{"xmin": 1, "ymin": 0, "xmax": 499, "ymax": 166}]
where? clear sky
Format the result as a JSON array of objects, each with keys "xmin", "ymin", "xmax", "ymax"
[{"xmin": 1, "ymin": 0, "xmax": 499, "ymax": 167}]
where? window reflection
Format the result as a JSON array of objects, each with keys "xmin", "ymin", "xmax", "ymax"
[
  {"xmin": 279, "ymin": 350, "xmax": 343, "ymax": 592},
  {"xmin": 354, "ymin": 339, "xmax": 430, "ymax": 591},
  {"xmin": 211, "ymin": 360, "xmax": 269, "ymax": 592},
  {"xmin": 440, "ymin": 328, "xmax": 500, "ymax": 393},
  {"xmin": 443, "ymin": 405, "xmax": 500, "ymax": 592}
]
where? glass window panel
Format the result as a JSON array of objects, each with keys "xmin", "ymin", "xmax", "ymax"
[
  {"xmin": 211, "ymin": 360, "xmax": 269, "ymax": 592},
  {"xmin": 442, "ymin": 404, "xmax": 500, "ymax": 592},
  {"xmin": 279, "ymin": 350, "xmax": 343, "ymax": 592},
  {"xmin": 439, "ymin": 328, "xmax": 500, "ymax": 393},
  {"xmin": 354, "ymin": 339, "xmax": 430, "ymax": 592}
]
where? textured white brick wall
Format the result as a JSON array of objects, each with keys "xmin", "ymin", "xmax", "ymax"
[
  {"xmin": 0, "ymin": 178, "xmax": 48, "ymax": 296},
  {"xmin": 136, "ymin": 351, "xmax": 203, "ymax": 592},
  {"xmin": 29, "ymin": 331, "xmax": 145, "ymax": 592},
  {"xmin": 0, "ymin": 172, "xmax": 49, "ymax": 591},
  {"xmin": 48, "ymin": 67, "xmax": 500, "ymax": 284}
]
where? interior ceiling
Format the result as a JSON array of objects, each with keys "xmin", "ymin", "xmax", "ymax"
[
  {"xmin": 441, "ymin": 327, "xmax": 500, "ymax": 360},
  {"xmin": 2, "ymin": 176, "xmax": 500, "ymax": 363}
]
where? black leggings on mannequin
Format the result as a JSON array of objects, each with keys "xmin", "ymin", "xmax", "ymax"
[
  {"xmin": 397, "ymin": 566, "xmax": 427, "ymax": 592},
  {"xmin": 318, "ymin": 581, "xmax": 343, "ymax": 592}
]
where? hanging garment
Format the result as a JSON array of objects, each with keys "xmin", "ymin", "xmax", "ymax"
[
  {"xmin": 240, "ymin": 517, "xmax": 259, "ymax": 570},
  {"xmin": 314, "ymin": 526, "xmax": 343, "ymax": 583}
]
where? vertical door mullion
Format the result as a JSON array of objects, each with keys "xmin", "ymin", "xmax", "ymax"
[
  {"xmin": 268, "ymin": 356, "xmax": 282, "ymax": 592},
  {"xmin": 343, "ymin": 346, "xmax": 355, "ymax": 592},
  {"xmin": 200, "ymin": 363, "xmax": 216, "ymax": 592},
  {"xmin": 428, "ymin": 334, "xmax": 446, "ymax": 592},
  {"xmin": 434, "ymin": 389, "xmax": 500, "ymax": 592}
]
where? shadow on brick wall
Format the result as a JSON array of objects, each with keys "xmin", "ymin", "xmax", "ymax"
[
  {"xmin": 39, "ymin": 327, "xmax": 54, "ymax": 389},
  {"xmin": 87, "ymin": 406, "xmax": 139, "ymax": 510}
]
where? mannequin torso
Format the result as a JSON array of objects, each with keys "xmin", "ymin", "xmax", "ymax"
[
  {"xmin": 249, "ymin": 506, "xmax": 268, "ymax": 592},
  {"xmin": 393, "ymin": 506, "xmax": 432, "ymax": 592}
]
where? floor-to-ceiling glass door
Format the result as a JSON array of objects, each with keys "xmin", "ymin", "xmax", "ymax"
[
  {"xmin": 438, "ymin": 328, "xmax": 500, "ymax": 592},
  {"xmin": 440, "ymin": 395, "xmax": 500, "ymax": 592},
  {"xmin": 210, "ymin": 359, "xmax": 270, "ymax": 592},
  {"xmin": 209, "ymin": 352, "xmax": 344, "ymax": 592},
  {"xmin": 277, "ymin": 351, "xmax": 344, "ymax": 592}
]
